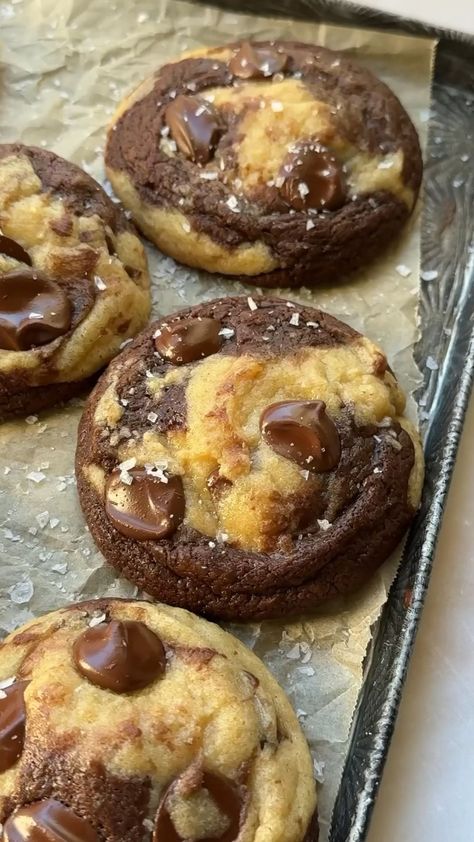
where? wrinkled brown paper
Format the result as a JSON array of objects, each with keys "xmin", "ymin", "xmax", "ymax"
[{"xmin": 0, "ymin": 1, "xmax": 435, "ymax": 836}]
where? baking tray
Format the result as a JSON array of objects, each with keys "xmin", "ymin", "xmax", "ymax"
[{"xmin": 193, "ymin": 1, "xmax": 474, "ymax": 840}]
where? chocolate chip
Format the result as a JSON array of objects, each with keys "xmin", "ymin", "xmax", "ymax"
[
  {"xmin": 279, "ymin": 143, "xmax": 346, "ymax": 211},
  {"xmin": 155, "ymin": 317, "xmax": 223, "ymax": 365},
  {"xmin": 154, "ymin": 768, "xmax": 245, "ymax": 842},
  {"xmin": 0, "ymin": 680, "xmax": 29, "ymax": 773},
  {"xmin": 2, "ymin": 799, "xmax": 99, "ymax": 842},
  {"xmin": 73, "ymin": 618, "xmax": 166, "ymax": 693},
  {"xmin": 105, "ymin": 467, "xmax": 185, "ymax": 540},
  {"xmin": 229, "ymin": 42, "xmax": 288, "ymax": 79},
  {"xmin": 0, "ymin": 269, "xmax": 72, "ymax": 351},
  {"xmin": 0, "ymin": 235, "xmax": 32, "ymax": 266},
  {"xmin": 165, "ymin": 95, "xmax": 222, "ymax": 165},
  {"xmin": 260, "ymin": 400, "xmax": 341, "ymax": 472}
]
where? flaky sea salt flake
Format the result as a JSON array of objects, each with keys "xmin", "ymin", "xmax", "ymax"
[
  {"xmin": 421, "ymin": 269, "xmax": 438, "ymax": 281},
  {"xmin": 36, "ymin": 511, "xmax": 50, "ymax": 529},
  {"xmin": 118, "ymin": 458, "xmax": 137, "ymax": 472},
  {"xmin": 27, "ymin": 471, "xmax": 46, "ymax": 483},
  {"xmin": 219, "ymin": 327, "xmax": 235, "ymax": 339},
  {"xmin": 9, "ymin": 578, "xmax": 34, "ymax": 605},
  {"xmin": 395, "ymin": 264, "xmax": 412, "ymax": 278},
  {"xmin": 89, "ymin": 612, "xmax": 107, "ymax": 628},
  {"xmin": 247, "ymin": 296, "xmax": 258, "ymax": 311},
  {"xmin": 289, "ymin": 312, "xmax": 300, "ymax": 326}
]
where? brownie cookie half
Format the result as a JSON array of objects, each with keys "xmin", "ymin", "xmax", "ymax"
[
  {"xmin": 0, "ymin": 144, "xmax": 151, "ymax": 421},
  {"xmin": 105, "ymin": 40, "xmax": 422, "ymax": 288},
  {"xmin": 76, "ymin": 296, "xmax": 424, "ymax": 621},
  {"xmin": 0, "ymin": 598, "xmax": 318, "ymax": 842}
]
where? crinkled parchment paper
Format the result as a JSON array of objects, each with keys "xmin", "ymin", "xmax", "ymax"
[{"xmin": 0, "ymin": 1, "xmax": 434, "ymax": 836}]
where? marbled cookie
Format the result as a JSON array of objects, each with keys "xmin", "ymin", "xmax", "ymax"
[
  {"xmin": 76, "ymin": 296, "xmax": 424, "ymax": 620},
  {"xmin": 0, "ymin": 144, "xmax": 151, "ymax": 421},
  {"xmin": 105, "ymin": 40, "xmax": 422, "ymax": 288},
  {"xmin": 0, "ymin": 598, "xmax": 318, "ymax": 842}
]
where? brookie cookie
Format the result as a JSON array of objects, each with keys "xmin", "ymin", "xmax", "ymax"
[
  {"xmin": 0, "ymin": 597, "xmax": 318, "ymax": 842},
  {"xmin": 105, "ymin": 40, "xmax": 422, "ymax": 288},
  {"xmin": 0, "ymin": 144, "xmax": 151, "ymax": 421},
  {"xmin": 76, "ymin": 296, "xmax": 424, "ymax": 621}
]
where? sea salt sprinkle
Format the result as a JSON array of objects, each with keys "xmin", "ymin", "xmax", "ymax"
[
  {"xmin": 226, "ymin": 195, "xmax": 240, "ymax": 213},
  {"xmin": 88, "ymin": 612, "xmax": 107, "ymax": 627},
  {"xmin": 247, "ymin": 296, "xmax": 258, "ymax": 311},
  {"xmin": 421, "ymin": 269, "xmax": 438, "ymax": 281},
  {"xmin": 94, "ymin": 275, "xmax": 107, "ymax": 291},
  {"xmin": 426, "ymin": 356, "xmax": 439, "ymax": 371},
  {"xmin": 118, "ymin": 457, "xmax": 136, "ymax": 484},
  {"xmin": 289, "ymin": 312, "xmax": 300, "ymax": 327},
  {"xmin": 218, "ymin": 327, "xmax": 235, "ymax": 339},
  {"xmin": 395, "ymin": 264, "xmax": 412, "ymax": 278}
]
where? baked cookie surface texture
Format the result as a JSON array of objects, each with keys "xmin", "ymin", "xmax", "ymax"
[
  {"xmin": 76, "ymin": 296, "xmax": 424, "ymax": 620},
  {"xmin": 0, "ymin": 144, "xmax": 151, "ymax": 420},
  {"xmin": 0, "ymin": 598, "xmax": 318, "ymax": 842},
  {"xmin": 105, "ymin": 40, "xmax": 422, "ymax": 287}
]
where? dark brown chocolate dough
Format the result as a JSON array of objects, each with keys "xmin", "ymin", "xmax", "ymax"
[
  {"xmin": 72, "ymin": 619, "xmax": 166, "ymax": 692},
  {"xmin": 2, "ymin": 799, "xmax": 99, "ymax": 842},
  {"xmin": 105, "ymin": 468, "xmax": 185, "ymax": 540},
  {"xmin": 279, "ymin": 144, "xmax": 346, "ymax": 211},
  {"xmin": 154, "ymin": 317, "xmax": 223, "ymax": 364},
  {"xmin": 260, "ymin": 400, "xmax": 341, "ymax": 472},
  {"xmin": 154, "ymin": 768, "xmax": 246, "ymax": 842},
  {"xmin": 0, "ymin": 269, "xmax": 72, "ymax": 351},
  {"xmin": 165, "ymin": 95, "xmax": 222, "ymax": 164},
  {"xmin": 76, "ymin": 296, "xmax": 418, "ymax": 621},
  {"xmin": 229, "ymin": 41, "xmax": 288, "ymax": 79},
  {"xmin": 0, "ymin": 235, "xmax": 32, "ymax": 266},
  {"xmin": 0, "ymin": 680, "xmax": 29, "ymax": 773}
]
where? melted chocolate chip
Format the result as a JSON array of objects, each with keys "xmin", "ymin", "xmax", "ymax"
[
  {"xmin": 165, "ymin": 95, "xmax": 222, "ymax": 165},
  {"xmin": 73, "ymin": 619, "xmax": 166, "ymax": 693},
  {"xmin": 0, "ymin": 235, "xmax": 32, "ymax": 266},
  {"xmin": 229, "ymin": 42, "xmax": 288, "ymax": 79},
  {"xmin": 2, "ymin": 799, "xmax": 99, "ymax": 842},
  {"xmin": 0, "ymin": 680, "xmax": 29, "ymax": 773},
  {"xmin": 0, "ymin": 269, "xmax": 72, "ymax": 351},
  {"xmin": 260, "ymin": 400, "xmax": 341, "ymax": 472},
  {"xmin": 155, "ymin": 317, "xmax": 223, "ymax": 365},
  {"xmin": 105, "ymin": 468, "xmax": 185, "ymax": 540},
  {"xmin": 154, "ymin": 769, "xmax": 245, "ymax": 842},
  {"xmin": 279, "ymin": 143, "xmax": 346, "ymax": 211}
]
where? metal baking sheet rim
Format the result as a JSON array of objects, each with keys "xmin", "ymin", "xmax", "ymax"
[{"xmin": 193, "ymin": 1, "xmax": 474, "ymax": 839}]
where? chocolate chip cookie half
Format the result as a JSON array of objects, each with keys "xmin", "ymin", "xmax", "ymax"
[
  {"xmin": 76, "ymin": 296, "xmax": 424, "ymax": 621},
  {"xmin": 105, "ymin": 40, "xmax": 422, "ymax": 288},
  {"xmin": 0, "ymin": 598, "xmax": 318, "ymax": 842},
  {"xmin": 0, "ymin": 144, "xmax": 151, "ymax": 421}
]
